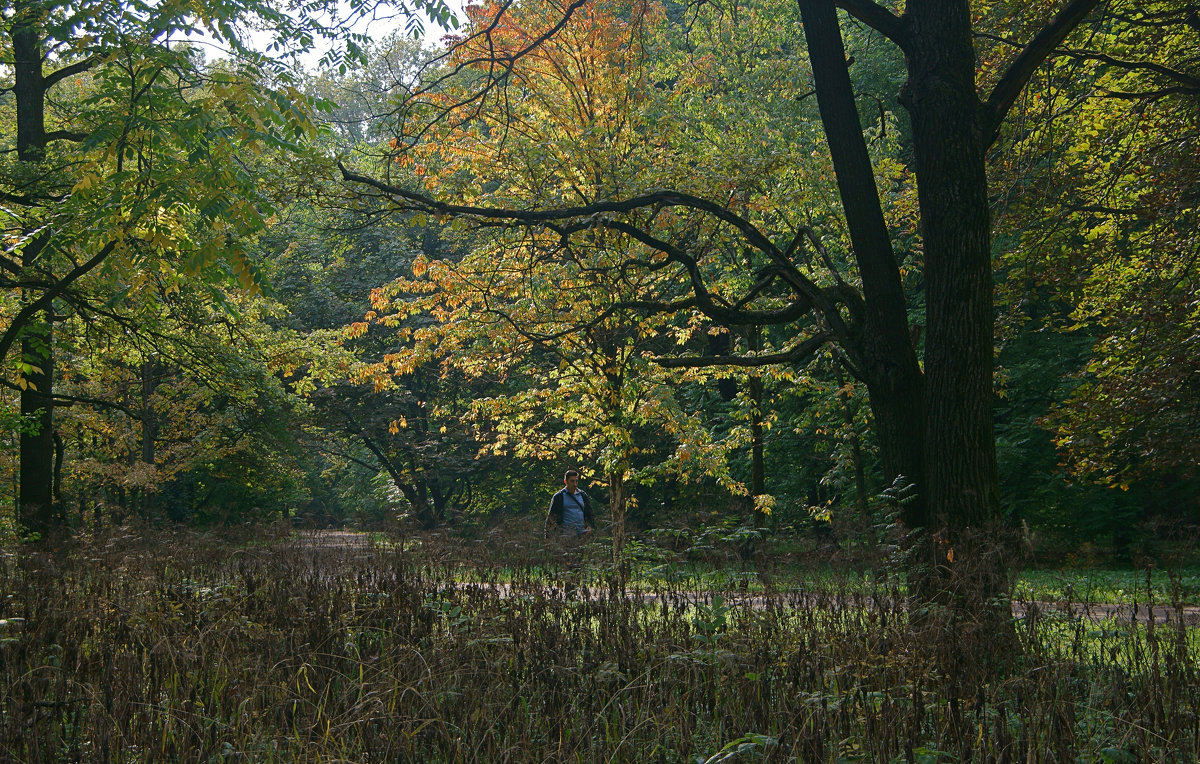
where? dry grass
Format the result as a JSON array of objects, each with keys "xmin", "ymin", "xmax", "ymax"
[{"xmin": 0, "ymin": 528, "xmax": 1197, "ymax": 762}]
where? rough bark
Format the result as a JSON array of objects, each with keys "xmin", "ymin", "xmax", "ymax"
[
  {"xmin": 904, "ymin": 0, "xmax": 1001, "ymax": 535},
  {"xmin": 12, "ymin": 2, "xmax": 55, "ymax": 537},
  {"xmin": 18, "ymin": 327, "xmax": 54, "ymax": 537},
  {"xmin": 608, "ymin": 469, "xmax": 627, "ymax": 563},
  {"xmin": 12, "ymin": 2, "xmax": 45, "ymax": 164},
  {"xmin": 798, "ymin": 0, "xmax": 927, "ymax": 530},
  {"xmin": 802, "ymin": 0, "xmax": 1021, "ymax": 665}
]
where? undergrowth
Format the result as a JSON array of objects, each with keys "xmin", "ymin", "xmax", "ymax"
[{"xmin": 1, "ymin": 529, "xmax": 1197, "ymax": 762}]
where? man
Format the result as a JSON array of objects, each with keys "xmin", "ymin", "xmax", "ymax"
[{"xmin": 544, "ymin": 469, "xmax": 595, "ymax": 540}]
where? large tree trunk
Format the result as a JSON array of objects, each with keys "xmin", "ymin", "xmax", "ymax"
[
  {"xmin": 19, "ymin": 325, "xmax": 54, "ymax": 537},
  {"xmin": 905, "ymin": 0, "xmax": 1001, "ymax": 532},
  {"xmin": 798, "ymin": 0, "xmax": 927, "ymax": 528},
  {"xmin": 13, "ymin": 5, "xmax": 55, "ymax": 537},
  {"xmin": 800, "ymin": 0, "xmax": 1012, "ymax": 642},
  {"xmin": 903, "ymin": 0, "xmax": 1012, "ymax": 648}
]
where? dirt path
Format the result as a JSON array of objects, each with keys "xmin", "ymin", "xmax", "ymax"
[
  {"xmin": 287, "ymin": 530, "xmax": 373, "ymax": 550},
  {"xmin": 284, "ymin": 531, "xmax": 1200, "ymax": 626}
]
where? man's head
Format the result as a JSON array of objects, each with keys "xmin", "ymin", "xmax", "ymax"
[{"xmin": 564, "ymin": 469, "xmax": 580, "ymax": 491}]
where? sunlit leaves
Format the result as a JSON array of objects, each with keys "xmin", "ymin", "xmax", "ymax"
[{"xmin": 992, "ymin": 0, "xmax": 1200, "ymax": 484}]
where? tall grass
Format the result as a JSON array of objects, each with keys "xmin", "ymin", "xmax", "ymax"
[{"xmin": 1, "ymin": 530, "xmax": 1197, "ymax": 762}]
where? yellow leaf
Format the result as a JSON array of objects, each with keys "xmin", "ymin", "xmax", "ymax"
[{"xmin": 72, "ymin": 173, "xmax": 99, "ymax": 193}]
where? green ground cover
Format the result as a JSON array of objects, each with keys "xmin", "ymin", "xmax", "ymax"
[
  {"xmin": 1015, "ymin": 567, "xmax": 1200, "ymax": 607},
  {"xmin": 432, "ymin": 526, "xmax": 1200, "ymax": 607}
]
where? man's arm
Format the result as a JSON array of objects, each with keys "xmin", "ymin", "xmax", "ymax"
[{"xmin": 544, "ymin": 491, "xmax": 563, "ymax": 538}]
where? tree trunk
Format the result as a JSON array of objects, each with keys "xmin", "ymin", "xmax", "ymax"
[
  {"xmin": 902, "ymin": 1, "xmax": 1012, "ymax": 647},
  {"xmin": 13, "ymin": 3, "xmax": 55, "ymax": 538},
  {"xmin": 140, "ymin": 361, "xmax": 159, "ymax": 466},
  {"xmin": 608, "ymin": 469, "xmax": 627, "ymax": 563},
  {"xmin": 18, "ymin": 323, "xmax": 54, "ymax": 537},
  {"xmin": 13, "ymin": 2, "xmax": 45, "ymax": 164},
  {"xmin": 905, "ymin": 0, "xmax": 1001, "ymax": 533},
  {"xmin": 800, "ymin": 0, "xmax": 1013, "ymax": 644},
  {"xmin": 747, "ymin": 327, "xmax": 766, "ymax": 501},
  {"xmin": 397, "ymin": 480, "xmax": 436, "ymax": 529},
  {"xmin": 798, "ymin": 0, "xmax": 927, "ymax": 528}
]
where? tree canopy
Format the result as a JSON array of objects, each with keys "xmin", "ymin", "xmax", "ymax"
[{"xmin": 0, "ymin": 0, "xmax": 1195, "ymax": 598}]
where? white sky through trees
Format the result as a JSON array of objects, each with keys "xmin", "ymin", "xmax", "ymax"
[{"xmin": 177, "ymin": 0, "xmax": 465, "ymax": 73}]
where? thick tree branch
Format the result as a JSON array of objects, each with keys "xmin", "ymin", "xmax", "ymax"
[
  {"xmin": 0, "ymin": 190, "xmax": 37, "ymax": 205},
  {"xmin": 340, "ymin": 163, "xmax": 786, "ymax": 262},
  {"xmin": 44, "ymin": 129, "xmax": 88, "ymax": 144},
  {"xmin": 345, "ymin": 162, "xmax": 860, "ymax": 327},
  {"xmin": 799, "ymin": 0, "xmax": 906, "ymax": 363},
  {"xmin": 335, "ymin": 405, "xmax": 408, "ymax": 488},
  {"xmin": 0, "ymin": 377, "xmax": 139, "ymax": 416},
  {"xmin": 982, "ymin": 0, "xmax": 1105, "ymax": 148},
  {"xmin": 835, "ymin": 0, "xmax": 910, "ymax": 52},
  {"xmin": 1099, "ymin": 85, "xmax": 1199, "ymax": 99},
  {"xmin": 52, "ymin": 391, "xmax": 139, "ymax": 416},
  {"xmin": 588, "ymin": 219, "xmax": 824, "ymax": 327},
  {"xmin": 0, "ymin": 239, "xmax": 118, "ymax": 366},
  {"xmin": 42, "ymin": 54, "xmax": 103, "ymax": 89}
]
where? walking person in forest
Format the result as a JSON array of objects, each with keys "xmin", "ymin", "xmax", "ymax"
[{"xmin": 544, "ymin": 469, "xmax": 595, "ymax": 542}]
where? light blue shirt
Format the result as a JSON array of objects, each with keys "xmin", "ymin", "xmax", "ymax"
[{"xmin": 562, "ymin": 490, "xmax": 586, "ymax": 535}]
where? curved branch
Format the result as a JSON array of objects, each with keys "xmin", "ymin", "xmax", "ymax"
[
  {"xmin": 1099, "ymin": 85, "xmax": 1199, "ymax": 99},
  {"xmin": 595, "ymin": 218, "xmax": 819, "ymax": 326},
  {"xmin": 983, "ymin": 0, "xmax": 1105, "ymax": 148},
  {"xmin": 45, "ymin": 130, "xmax": 87, "ymax": 144},
  {"xmin": 391, "ymin": 0, "xmax": 593, "ymax": 148},
  {"xmin": 340, "ymin": 163, "xmax": 785, "ymax": 262},
  {"xmin": 43, "ymin": 54, "xmax": 103, "ymax": 89},
  {"xmin": 1059, "ymin": 47, "xmax": 1200, "ymax": 91}
]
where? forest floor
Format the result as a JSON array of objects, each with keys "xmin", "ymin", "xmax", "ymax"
[
  {"xmin": 6, "ymin": 527, "xmax": 1198, "ymax": 760},
  {"xmin": 283, "ymin": 529, "xmax": 1200, "ymax": 626}
]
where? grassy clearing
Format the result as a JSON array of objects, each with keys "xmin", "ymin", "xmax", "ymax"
[
  {"xmin": 1016, "ymin": 567, "xmax": 1200, "ymax": 607},
  {"xmin": 1, "ymin": 530, "xmax": 1198, "ymax": 762}
]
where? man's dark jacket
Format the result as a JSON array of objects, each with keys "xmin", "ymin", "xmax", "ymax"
[{"xmin": 544, "ymin": 488, "xmax": 596, "ymax": 537}]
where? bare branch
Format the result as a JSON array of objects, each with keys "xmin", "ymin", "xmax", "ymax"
[
  {"xmin": 391, "ymin": 0, "xmax": 593, "ymax": 149},
  {"xmin": 340, "ymin": 163, "xmax": 786, "ymax": 262},
  {"xmin": 653, "ymin": 331, "xmax": 834, "ymax": 368},
  {"xmin": 593, "ymin": 218, "xmax": 821, "ymax": 327},
  {"xmin": 1099, "ymin": 85, "xmax": 1199, "ymax": 99},
  {"xmin": 1058, "ymin": 47, "xmax": 1200, "ymax": 92}
]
